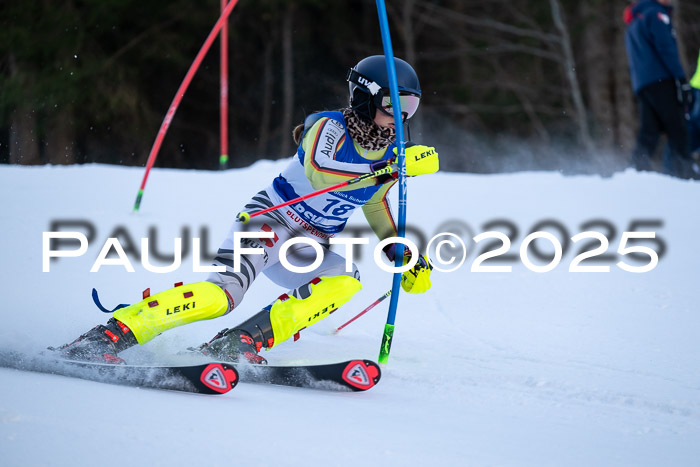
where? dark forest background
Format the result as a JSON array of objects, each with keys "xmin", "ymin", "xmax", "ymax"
[{"xmin": 2, "ymin": 0, "xmax": 699, "ymax": 174}]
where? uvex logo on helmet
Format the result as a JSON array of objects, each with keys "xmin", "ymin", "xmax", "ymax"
[{"xmin": 357, "ymin": 76, "xmax": 382, "ymax": 95}]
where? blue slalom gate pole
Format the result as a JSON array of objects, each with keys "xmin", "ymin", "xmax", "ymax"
[{"xmin": 375, "ymin": 0, "xmax": 407, "ymax": 364}]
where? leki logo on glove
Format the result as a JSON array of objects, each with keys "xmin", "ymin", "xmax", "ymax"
[{"xmin": 412, "ymin": 148, "xmax": 435, "ymax": 161}]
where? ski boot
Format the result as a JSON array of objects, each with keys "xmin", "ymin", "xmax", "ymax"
[
  {"xmin": 194, "ymin": 306, "xmax": 272, "ymax": 365},
  {"xmin": 196, "ymin": 275, "xmax": 362, "ymax": 363},
  {"xmin": 50, "ymin": 318, "xmax": 138, "ymax": 364}
]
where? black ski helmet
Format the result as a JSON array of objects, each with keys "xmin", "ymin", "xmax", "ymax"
[{"xmin": 347, "ymin": 55, "xmax": 421, "ymax": 122}]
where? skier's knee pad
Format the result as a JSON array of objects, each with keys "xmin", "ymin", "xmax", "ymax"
[
  {"xmin": 268, "ymin": 275, "xmax": 362, "ymax": 347},
  {"xmin": 113, "ymin": 281, "xmax": 232, "ymax": 344}
]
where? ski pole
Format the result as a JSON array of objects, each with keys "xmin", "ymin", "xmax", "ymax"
[
  {"xmin": 133, "ymin": 0, "xmax": 240, "ymax": 212},
  {"xmin": 334, "ymin": 290, "xmax": 391, "ymax": 334},
  {"xmin": 236, "ymin": 165, "xmax": 395, "ymax": 223}
]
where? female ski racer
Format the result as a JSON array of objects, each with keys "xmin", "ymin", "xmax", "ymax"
[{"xmin": 55, "ymin": 55, "xmax": 440, "ymax": 364}]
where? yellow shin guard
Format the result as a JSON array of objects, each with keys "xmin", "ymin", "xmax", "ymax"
[
  {"xmin": 113, "ymin": 281, "xmax": 230, "ymax": 344},
  {"xmin": 268, "ymin": 275, "xmax": 362, "ymax": 348}
]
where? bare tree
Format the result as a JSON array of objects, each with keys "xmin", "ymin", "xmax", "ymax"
[
  {"xmin": 612, "ymin": 4, "xmax": 637, "ymax": 155},
  {"xmin": 580, "ymin": 0, "xmax": 613, "ymax": 147},
  {"xmin": 7, "ymin": 55, "xmax": 40, "ymax": 164},
  {"xmin": 548, "ymin": 0, "xmax": 595, "ymax": 154},
  {"xmin": 8, "ymin": 108, "xmax": 40, "ymax": 164},
  {"xmin": 257, "ymin": 40, "xmax": 275, "ymax": 157},
  {"xmin": 411, "ymin": 1, "xmax": 599, "ymax": 155},
  {"xmin": 280, "ymin": 2, "xmax": 295, "ymax": 158},
  {"xmin": 45, "ymin": 107, "xmax": 77, "ymax": 164}
]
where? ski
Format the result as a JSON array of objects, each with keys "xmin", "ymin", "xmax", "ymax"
[
  {"xmin": 232, "ymin": 359, "xmax": 381, "ymax": 392},
  {"xmin": 0, "ymin": 351, "xmax": 380, "ymax": 393},
  {"xmin": 0, "ymin": 351, "xmax": 238, "ymax": 395}
]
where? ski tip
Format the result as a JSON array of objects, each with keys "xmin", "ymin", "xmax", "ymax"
[
  {"xmin": 200, "ymin": 363, "xmax": 239, "ymax": 394},
  {"xmin": 341, "ymin": 360, "xmax": 381, "ymax": 391}
]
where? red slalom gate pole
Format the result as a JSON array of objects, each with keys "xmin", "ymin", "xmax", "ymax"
[
  {"xmin": 133, "ymin": 0, "xmax": 240, "ymax": 212},
  {"xmin": 219, "ymin": 0, "xmax": 229, "ymax": 170}
]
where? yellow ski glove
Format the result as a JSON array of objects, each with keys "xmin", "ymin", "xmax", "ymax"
[
  {"xmin": 393, "ymin": 143, "xmax": 439, "ymax": 176},
  {"xmin": 401, "ymin": 254, "xmax": 433, "ymax": 294},
  {"xmin": 382, "ymin": 243, "xmax": 434, "ymax": 295}
]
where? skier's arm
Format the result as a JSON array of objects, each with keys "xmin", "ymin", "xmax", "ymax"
[
  {"xmin": 364, "ymin": 187, "xmax": 433, "ymax": 295},
  {"xmin": 362, "ymin": 142, "xmax": 440, "ymax": 247},
  {"xmin": 362, "ymin": 180, "xmax": 398, "ymax": 241},
  {"xmin": 363, "ymin": 154, "xmax": 435, "ymax": 295}
]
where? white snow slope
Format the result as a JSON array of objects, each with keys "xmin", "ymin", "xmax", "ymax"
[{"xmin": 0, "ymin": 161, "xmax": 699, "ymax": 467}]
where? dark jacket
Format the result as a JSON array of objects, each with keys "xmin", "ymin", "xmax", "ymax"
[{"xmin": 624, "ymin": 0, "xmax": 686, "ymax": 94}]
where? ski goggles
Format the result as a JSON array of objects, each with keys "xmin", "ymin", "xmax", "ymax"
[
  {"xmin": 347, "ymin": 68, "xmax": 421, "ymax": 120},
  {"xmin": 376, "ymin": 93, "xmax": 421, "ymax": 120}
]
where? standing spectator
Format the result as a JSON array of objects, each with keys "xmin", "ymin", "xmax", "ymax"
[
  {"xmin": 689, "ymin": 51, "xmax": 700, "ymax": 159},
  {"xmin": 624, "ymin": 0, "xmax": 693, "ymax": 178}
]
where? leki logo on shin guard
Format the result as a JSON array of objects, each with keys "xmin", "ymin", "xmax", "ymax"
[
  {"xmin": 165, "ymin": 301, "xmax": 196, "ymax": 315},
  {"xmin": 308, "ymin": 303, "xmax": 336, "ymax": 322}
]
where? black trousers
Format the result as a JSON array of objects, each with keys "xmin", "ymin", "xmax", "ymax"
[{"xmin": 631, "ymin": 79, "xmax": 690, "ymax": 177}]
